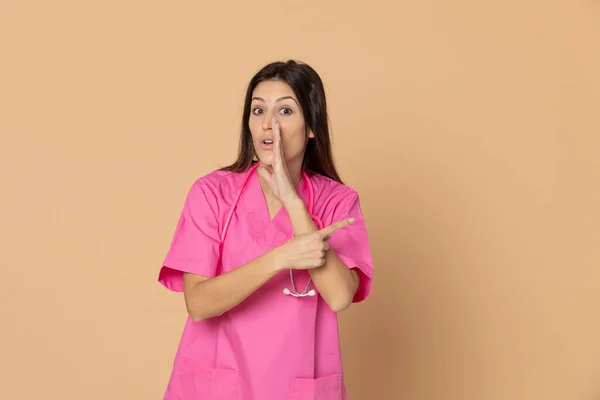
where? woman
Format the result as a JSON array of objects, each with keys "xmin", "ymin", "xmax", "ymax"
[{"xmin": 158, "ymin": 60, "xmax": 374, "ymax": 400}]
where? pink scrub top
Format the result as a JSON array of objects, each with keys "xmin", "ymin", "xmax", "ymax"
[{"xmin": 158, "ymin": 165, "xmax": 374, "ymax": 400}]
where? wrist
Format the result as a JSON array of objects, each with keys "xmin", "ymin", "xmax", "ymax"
[
  {"xmin": 282, "ymin": 194, "xmax": 304, "ymax": 211},
  {"xmin": 265, "ymin": 247, "xmax": 285, "ymax": 274}
]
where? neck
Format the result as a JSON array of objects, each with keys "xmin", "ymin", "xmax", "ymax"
[
  {"xmin": 259, "ymin": 159, "xmax": 303, "ymax": 187},
  {"xmin": 287, "ymin": 159, "xmax": 304, "ymax": 187}
]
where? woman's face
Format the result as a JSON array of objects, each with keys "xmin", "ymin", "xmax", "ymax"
[{"xmin": 248, "ymin": 80, "xmax": 314, "ymax": 168}]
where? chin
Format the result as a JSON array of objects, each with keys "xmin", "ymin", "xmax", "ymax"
[{"xmin": 255, "ymin": 153, "xmax": 273, "ymax": 166}]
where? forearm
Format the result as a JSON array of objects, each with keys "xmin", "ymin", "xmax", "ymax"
[
  {"xmin": 284, "ymin": 197, "xmax": 359, "ymax": 311},
  {"xmin": 184, "ymin": 251, "xmax": 280, "ymax": 321}
]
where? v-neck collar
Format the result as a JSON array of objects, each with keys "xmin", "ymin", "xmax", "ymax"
[{"xmin": 242, "ymin": 169, "xmax": 310, "ymax": 228}]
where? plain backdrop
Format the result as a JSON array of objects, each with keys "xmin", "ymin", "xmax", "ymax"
[{"xmin": 1, "ymin": 1, "xmax": 599, "ymax": 399}]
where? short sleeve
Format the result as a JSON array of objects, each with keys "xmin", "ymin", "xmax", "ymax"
[
  {"xmin": 157, "ymin": 180, "xmax": 221, "ymax": 292},
  {"xmin": 327, "ymin": 192, "xmax": 374, "ymax": 303}
]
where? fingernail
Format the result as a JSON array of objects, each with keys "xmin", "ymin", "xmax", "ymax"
[{"xmin": 349, "ymin": 218, "xmax": 355, "ymax": 223}]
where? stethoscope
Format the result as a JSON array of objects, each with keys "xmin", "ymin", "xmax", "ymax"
[{"xmin": 220, "ymin": 162, "xmax": 323, "ymax": 298}]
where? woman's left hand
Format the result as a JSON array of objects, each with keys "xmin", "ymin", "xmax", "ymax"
[{"xmin": 257, "ymin": 117, "xmax": 300, "ymax": 205}]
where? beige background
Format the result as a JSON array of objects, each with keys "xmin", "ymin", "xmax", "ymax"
[{"xmin": 1, "ymin": 1, "xmax": 599, "ymax": 399}]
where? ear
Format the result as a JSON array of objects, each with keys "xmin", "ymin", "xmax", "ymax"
[{"xmin": 308, "ymin": 130, "xmax": 315, "ymax": 139}]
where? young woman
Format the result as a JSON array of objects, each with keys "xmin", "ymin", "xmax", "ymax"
[{"xmin": 158, "ymin": 60, "xmax": 374, "ymax": 400}]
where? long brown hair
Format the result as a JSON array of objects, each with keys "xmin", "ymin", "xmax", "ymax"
[{"xmin": 220, "ymin": 60, "xmax": 343, "ymax": 183}]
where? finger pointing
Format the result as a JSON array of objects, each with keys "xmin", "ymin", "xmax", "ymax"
[{"xmin": 318, "ymin": 218, "xmax": 354, "ymax": 239}]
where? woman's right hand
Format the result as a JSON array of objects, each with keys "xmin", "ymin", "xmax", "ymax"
[{"xmin": 272, "ymin": 218, "xmax": 354, "ymax": 270}]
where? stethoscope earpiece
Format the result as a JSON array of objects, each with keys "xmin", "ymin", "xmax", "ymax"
[{"xmin": 283, "ymin": 287, "xmax": 316, "ymax": 297}]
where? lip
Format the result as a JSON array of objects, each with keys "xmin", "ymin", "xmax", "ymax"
[{"xmin": 258, "ymin": 136, "xmax": 274, "ymax": 150}]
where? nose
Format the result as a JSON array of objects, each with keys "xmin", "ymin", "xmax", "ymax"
[{"xmin": 261, "ymin": 113, "xmax": 278, "ymax": 132}]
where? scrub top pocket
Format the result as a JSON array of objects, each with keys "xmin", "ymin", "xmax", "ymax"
[
  {"xmin": 290, "ymin": 373, "xmax": 342, "ymax": 400},
  {"xmin": 176, "ymin": 357, "xmax": 239, "ymax": 400}
]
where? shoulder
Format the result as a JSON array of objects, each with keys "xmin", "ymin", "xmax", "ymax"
[
  {"xmin": 185, "ymin": 168, "xmax": 246, "ymax": 207},
  {"xmin": 309, "ymin": 172, "xmax": 359, "ymax": 212}
]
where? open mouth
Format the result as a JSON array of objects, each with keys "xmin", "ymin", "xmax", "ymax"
[{"xmin": 262, "ymin": 139, "xmax": 273, "ymax": 145}]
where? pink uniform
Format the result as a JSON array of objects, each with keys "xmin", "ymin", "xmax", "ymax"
[{"xmin": 158, "ymin": 165, "xmax": 374, "ymax": 400}]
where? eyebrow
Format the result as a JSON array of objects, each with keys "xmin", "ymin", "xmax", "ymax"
[{"xmin": 251, "ymin": 96, "xmax": 299, "ymax": 105}]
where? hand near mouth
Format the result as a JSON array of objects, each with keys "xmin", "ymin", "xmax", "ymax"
[{"xmin": 257, "ymin": 117, "xmax": 299, "ymax": 206}]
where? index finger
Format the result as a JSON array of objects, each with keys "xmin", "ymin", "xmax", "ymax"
[
  {"xmin": 273, "ymin": 119, "xmax": 283, "ymax": 158},
  {"xmin": 317, "ymin": 218, "xmax": 355, "ymax": 239}
]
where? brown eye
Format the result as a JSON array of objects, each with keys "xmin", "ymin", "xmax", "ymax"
[
  {"xmin": 252, "ymin": 107, "xmax": 263, "ymax": 115},
  {"xmin": 279, "ymin": 108, "xmax": 292, "ymax": 115}
]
